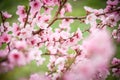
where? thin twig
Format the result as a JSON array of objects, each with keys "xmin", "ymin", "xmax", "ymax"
[
  {"xmin": 47, "ymin": 70, "xmax": 56, "ymax": 76},
  {"xmin": 65, "ymin": 49, "xmax": 81, "ymax": 71},
  {"xmin": 57, "ymin": 8, "xmax": 120, "ymax": 20},
  {"xmin": 23, "ymin": 6, "xmax": 31, "ymax": 28},
  {"xmin": 47, "ymin": 0, "xmax": 67, "ymax": 28},
  {"xmin": 42, "ymin": 52, "xmax": 67, "ymax": 57},
  {"xmin": 0, "ymin": 11, "xmax": 6, "ymax": 31},
  {"xmin": 97, "ymin": 8, "xmax": 120, "ymax": 16},
  {"xmin": 33, "ymin": 8, "xmax": 120, "ymax": 35},
  {"xmin": 0, "ymin": 58, "xmax": 7, "ymax": 63},
  {"xmin": 57, "ymin": 16, "xmax": 86, "ymax": 20},
  {"xmin": 33, "ymin": 0, "xmax": 67, "ymax": 35},
  {"xmin": 110, "ymin": 63, "xmax": 120, "ymax": 68}
]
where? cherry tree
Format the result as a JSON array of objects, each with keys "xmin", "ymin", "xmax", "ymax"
[{"xmin": 0, "ymin": 0, "xmax": 120, "ymax": 80}]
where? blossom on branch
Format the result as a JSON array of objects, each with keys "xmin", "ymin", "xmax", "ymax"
[{"xmin": 0, "ymin": 0, "xmax": 120, "ymax": 80}]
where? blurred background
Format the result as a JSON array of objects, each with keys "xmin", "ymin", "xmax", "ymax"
[{"xmin": 0, "ymin": 0, "xmax": 119, "ymax": 80}]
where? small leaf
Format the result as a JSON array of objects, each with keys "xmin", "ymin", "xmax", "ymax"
[
  {"xmin": 8, "ymin": 31, "xmax": 13, "ymax": 34},
  {"xmin": 34, "ymin": 25, "xmax": 40, "ymax": 30},
  {"xmin": 0, "ymin": 43, "xmax": 7, "ymax": 50}
]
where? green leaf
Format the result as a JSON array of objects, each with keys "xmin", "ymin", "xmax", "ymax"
[
  {"xmin": 8, "ymin": 31, "xmax": 13, "ymax": 34},
  {"xmin": 0, "ymin": 43, "xmax": 7, "ymax": 50},
  {"xmin": 34, "ymin": 25, "xmax": 40, "ymax": 31}
]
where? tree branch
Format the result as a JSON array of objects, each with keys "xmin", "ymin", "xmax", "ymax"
[
  {"xmin": 96, "ymin": 8, "xmax": 120, "ymax": 16},
  {"xmin": 42, "ymin": 52, "xmax": 67, "ymax": 57},
  {"xmin": 47, "ymin": 0, "xmax": 67, "ymax": 28},
  {"xmin": 23, "ymin": 6, "xmax": 31, "ymax": 28},
  {"xmin": 32, "ymin": 8, "xmax": 120, "ymax": 35},
  {"xmin": 0, "ymin": 58, "xmax": 7, "ymax": 63},
  {"xmin": 33, "ymin": 0, "xmax": 67, "ymax": 35},
  {"xmin": 65, "ymin": 49, "xmax": 81, "ymax": 71},
  {"xmin": 110, "ymin": 63, "xmax": 120, "ymax": 68},
  {"xmin": 57, "ymin": 16, "xmax": 86, "ymax": 20},
  {"xmin": 57, "ymin": 8, "xmax": 120, "ymax": 20},
  {"xmin": 0, "ymin": 11, "xmax": 7, "ymax": 32}
]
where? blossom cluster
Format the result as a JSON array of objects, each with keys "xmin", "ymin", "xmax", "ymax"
[
  {"xmin": 111, "ymin": 58, "xmax": 120, "ymax": 78},
  {"xmin": 0, "ymin": 0, "xmax": 120, "ymax": 80}
]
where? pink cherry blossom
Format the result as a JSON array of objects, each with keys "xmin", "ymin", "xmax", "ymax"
[
  {"xmin": 16, "ymin": 5, "xmax": 26, "ymax": 18},
  {"xmin": 103, "ymin": 14, "xmax": 117, "ymax": 27},
  {"xmin": 112, "ymin": 58, "xmax": 120, "ymax": 65},
  {"xmin": 112, "ymin": 29, "xmax": 117, "ymax": 39},
  {"xmin": 0, "ymin": 22, "xmax": 11, "ymax": 32},
  {"xmin": 112, "ymin": 68, "xmax": 120, "ymax": 78},
  {"xmin": 0, "ymin": 62, "xmax": 14, "ymax": 73},
  {"xmin": 40, "ymin": 14, "xmax": 51, "ymax": 23},
  {"xmin": 47, "ymin": 46, "xmax": 57, "ymax": 54},
  {"xmin": 1, "ymin": 32, "xmax": 11, "ymax": 43},
  {"xmin": 55, "ymin": 57, "xmax": 66, "ymax": 72},
  {"xmin": 43, "ymin": 0, "xmax": 58, "ymax": 6},
  {"xmin": 2, "ymin": 11, "xmax": 12, "ymax": 18},
  {"xmin": 30, "ymin": 0, "xmax": 43, "ymax": 14},
  {"xmin": 63, "ymin": 29, "xmax": 114, "ymax": 79},
  {"xmin": 85, "ymin": 13, "xmax": 97, "ymax": 28},
  {"xmin": 44, "ymin": 7, "xmax": 53, "ymax": 15},
  {"xmin": 0, "ymin": 47, "xmax": 9, "ymax": 57},
  {"xmin": 19, "ymin": 25, "xmax": 33, "ymax": 38},
  {"xmin": 12, "ymin": 23, "xmax": 20, "ymax": 32},
  {"xmin": 29, "ymin": 73, "xmax": 50, "ymax": 80},
  {"xmin": 93, "ymin": 65, "xmax": 110, "ymax": 80},
  {"xmin": 65, "ymin": 3, "xmax": 72, "ymax": 12},
  {"xmin": 107, "ymin": 0, "xmax": 119, "ymax": 6},
  {"xmin": 84, "ymin": 6, "xmax": 95, "ymax": 13},
  {"xmin": 59, "ymin": 19, "xmax": 73, "ymax": 31},
  {"xmin": 60, "ymin": 8, "xmax": 65, "ymax": 17},
  {"xmin": 63, "ymin": 60, "xmax": 95, "ymax": 80},
  {"xmin": 60, "ymin": 31, "xmax": 70, "ymax": 39},
  {"xmin": 75, "ymin": 28, "xmax": 82, "ymax": 39},
  {"xmin": 11, "ymin": 23, "xmax": 21, "ymax": 36},
  {"xmin": 29, "ymin": 47, "xmax": 45, "ymax": 66},
  {"xmin": 14, "ymin": 40, "xmax": 27, "ymax": 50},
  {"xmin": 82, "ymin": 29, "xmax": 115, "ymax": 62},
  {"xmin": 8, "ymin": 49, "xmax": 26, "ymax": 66},
  {"xmin": 111, "ymin": 58, "xmax": 120, "ymax": 78},
  {"xmin": 0, "ymin": 0, "xmax": 120, "ymax": 79}
]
